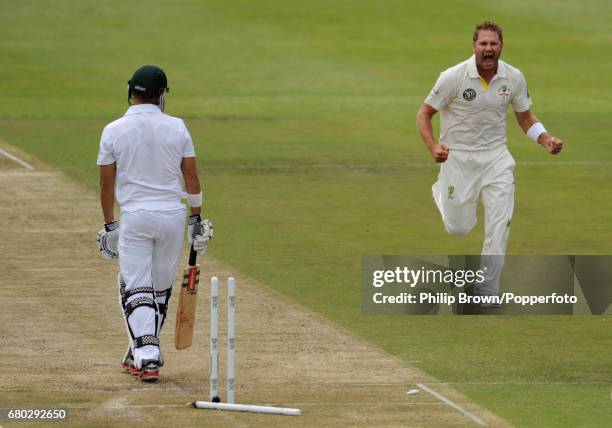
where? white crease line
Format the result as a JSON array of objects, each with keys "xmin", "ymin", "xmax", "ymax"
[
  {"xmin": 0, "ymin": 148, "xmax": 34, "ymax": 170},
  {"xmin": 417, "ymin": 383, "xmax": 487, "ymax": 427},
  {"xmin": 278, "ymin": 402, "xmax": 444, "ymax": 406},
  {"xmin": 115, "ymin": 404, "xmax": 187, "ymax": 409},
  {"xmin": 420, "ymin": 381, "xmax": 610, "ymax": 385},
  {"xmin": 2, "ymin": 381, "xmax": 607, "ymax": 391},
  {"xmin": 205, "ymin": 161, "xmax": 612, "ymax": 170},
  {"xmin": 0, "ymin": 387, "xmax": 187, "ymax": 392},
  {"xmin": 4, "ymin": 402, "xmax": 446, "ymax": 411},
  {"xmin": 519, "ymin": 161, "xmax": 612, "ymax": 165},
  {"xmin": 102, "ymin": 403, "xmax": 445, "ymax": 408}
]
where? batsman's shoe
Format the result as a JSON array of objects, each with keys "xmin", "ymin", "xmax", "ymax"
[
  {"xmin": 139, "ymin": 360, "xmax": 160, "ymax": 382},
  {"xmin": 122, "ymin": 361, "xmax": 139, "ymax": 376},
  {"xmin": 120, "ymin": 348, "xmax": 135, "ymax": 372}
]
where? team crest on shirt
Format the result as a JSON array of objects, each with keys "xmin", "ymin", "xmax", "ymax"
[
  {"xmin": 448, "ymin": 186, "xmax": 455, "ymax": 199},
  {"xmin": 497, "ymin": 85, "xmax": 512, "ymax": 97},
  {"xmin": 462, "ymin": 89, "xmax": 476, "ymax": 101}
]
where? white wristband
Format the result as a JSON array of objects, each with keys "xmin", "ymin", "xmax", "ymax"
[
  {"xmin": 187, "ymin": 192, "xmax": 203, "ymax": 208},
  {"xmin": 527, "ymin": 122, "xmax": 547, "ymax": 143}
]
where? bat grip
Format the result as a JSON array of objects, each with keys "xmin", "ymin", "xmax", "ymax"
[{"xmin": 188, "ymin": 245, "xmax": 197, "ymax": 266}]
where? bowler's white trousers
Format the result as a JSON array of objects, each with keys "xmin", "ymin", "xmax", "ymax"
[
  {"xmin": 432, "ymin": 145, "xmax": 515, "ymax": 296},
  {"xmin": 119, "ymin": 208, "xmax": 186, "ymax": 367}
]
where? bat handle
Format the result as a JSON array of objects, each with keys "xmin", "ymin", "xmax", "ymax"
[{"xmin": 188, "ymin": 244, "xmax": 197, "ymax": 266}]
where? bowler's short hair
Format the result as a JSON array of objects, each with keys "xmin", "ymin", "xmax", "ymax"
[{"xmin": 473, "ymin": 21, "xmax": 503, "ymax": 43}]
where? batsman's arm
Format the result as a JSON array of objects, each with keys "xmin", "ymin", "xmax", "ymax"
[
  {"xmin": 181, "ymin": 156, "xmax": 202, "ymax": 215},
  {"xmin": 99, "ymin": 163, "xmax": 116, "ymax": 223},
  {"xmin": 514, "ymin": 109, "xmax": 563, "ymax": 155},
  {"xmin": 416, "ymin": 103, "xmax": 449, "ymax": 163}
]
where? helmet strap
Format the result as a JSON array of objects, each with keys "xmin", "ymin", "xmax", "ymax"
[
  {"xmin": 159, "ymin": 91, "xmax": 167, "ymax": 112},
  {"xmin": 127, "ymin": 84, "xmax": 134, "ymax": 106}
]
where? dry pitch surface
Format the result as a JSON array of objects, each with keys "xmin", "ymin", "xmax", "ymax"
[{"xmin": 0, "ymin": 145, "xmax": 511, "ymax": 427}]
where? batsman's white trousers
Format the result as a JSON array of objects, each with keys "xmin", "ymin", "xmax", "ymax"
[
  {"xmin": 432, "ymin": 146, "xmax": 515, "ymax": 296},
  {"xmin": 119, "ymin": 208, "xmax": 186, "ymax": 365}
]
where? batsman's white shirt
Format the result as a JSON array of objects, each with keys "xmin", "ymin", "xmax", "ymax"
[
  {"xmin": 97, "ymin": 104, "xmax": 195, "ymax": 366},
  {"xmin": 97, "ymin": 104, "xmax": 195, "ymax": 212},
  {"xmin": 425, "ymin": 55, "xmax": 531, "ymax": 151}
]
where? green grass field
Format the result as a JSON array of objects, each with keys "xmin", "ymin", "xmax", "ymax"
[{"xmin": 2, "ymin": 1, "xmax": 611, "ymax": 426}]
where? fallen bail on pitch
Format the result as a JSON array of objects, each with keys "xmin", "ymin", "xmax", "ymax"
[{"xmin": 191, "ymin": 276, "xmax": 302, "ymax": 416}]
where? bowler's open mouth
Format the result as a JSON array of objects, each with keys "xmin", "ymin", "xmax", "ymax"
[{"xmin": 483, "ymin": 53, "xmax": 495, "ymax": 64}]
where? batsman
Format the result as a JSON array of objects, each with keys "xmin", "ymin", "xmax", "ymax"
[
  {"xmin": 417, "ymin": 22, "xmax": 563, "ymax": 298},
  {"xmin": 96, "ymin": 65, "xmax": 213, "ymax": 381}
]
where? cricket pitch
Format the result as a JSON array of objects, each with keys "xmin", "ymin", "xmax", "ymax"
[{"xmin": 0, "ymin": 148, "xmax": 510, "ymax": 427}]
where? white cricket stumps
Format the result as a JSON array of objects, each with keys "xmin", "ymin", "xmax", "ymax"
[
  {"xmin": 192, "ymin": 276, "xmax": 301, "ymax": 416},
  {"xmin": 209, "ymin": 277, "xmax": 219, "ymax": 402},
  {"xmin": 226, "ymin": 276, "xmax": 236, "ymax": 404}
]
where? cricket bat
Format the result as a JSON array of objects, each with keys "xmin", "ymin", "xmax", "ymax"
[{"xmin": 175, "ymin": 245, "xmax": 200, "ymax": 350}]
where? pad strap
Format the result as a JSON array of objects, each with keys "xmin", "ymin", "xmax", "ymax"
[
  {"xmin": 155, "ymin": 288, "xmax": 172, "ymax": 316},
  {"xmin": 119, "ymin": 282, "xmax": 153, "ymax": 306},
  {"xmin": 134, "ymin": 335, "xmax": 160, "ymax": 348},
  {"xmin": 124, "ymin": 296, "xmax": 157, "ymax": 317},
  {"xmin": 154, "ymin": 288, "xmax": 172, "ymax": 298},
  {"xmin": 125, "ymin": 287, "xmax": 155, "ymax": 299}
]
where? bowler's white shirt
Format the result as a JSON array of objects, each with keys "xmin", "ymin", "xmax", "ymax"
[
  {"xmin": 97, "ymin": 104, "xmax": 195, "ymax": 212},
  {"xmin": 425, "ymin": 55, "xmax": 532, "ymax": 151}
]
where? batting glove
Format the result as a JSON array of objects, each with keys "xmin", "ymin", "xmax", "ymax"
[
  {"xmin": 188, "ymin": 214, "xmax": 213, "ymax": 255},
  {"xmin": 97, "ymin": 220, "xmax": 119, "ymax": 260}
]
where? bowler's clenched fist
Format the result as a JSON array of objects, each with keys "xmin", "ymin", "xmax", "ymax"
[
  {"xmin": 430, "ymin": 144, "xmax": 449, "ymax": 163},
  {"xmin": 539, "ymin": 134, "xmax": 563, "ymax": 155}
]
